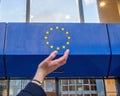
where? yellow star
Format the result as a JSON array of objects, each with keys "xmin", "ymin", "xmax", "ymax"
[
  {"xmin": 44, "ymin": 36, "xmax": 48, "ymax": 39},
  {"xmin": 46, "ymin": 42, "xmax": 49, "ymax": 45},
  {"xmin": 50, "ymin": 46, "xmax": 54, "ymax": 48},
  {"xmin": 61, "ymin": 28, "xmax": 64, "ymax": 31},
  {"xmin": 50, "ymin": 27, "xmax": 53, "ymax": 31},
  {"xmin": 67, "ymin": 36, "xmax": 71, "ymax": 40},
  {"xmin": 56, "ymin": 47, "xmax": 60, "ymax": 50},
  {"xmin": 62, "ymin": 46, "xmax": 66, "ymax": 49},
  {"xmin": 56, "ymin": 26, "xmax": 59, "ymax": 30},
  {"xmin": 46, "ymin": 31, "xmax": 49, "ymax": 34},
  {"xmin": 66, "ymin": 42, "xmax": 70, "ymax": 45},
  {"xmin": 66, "ymin": 32, "xmax": 69, "ymax": 35}
]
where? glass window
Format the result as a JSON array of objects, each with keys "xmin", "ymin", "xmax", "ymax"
[
  {"xmin": 105, "ymin": 79, "xmax": 117, "ymax": 96},
  {"xmin": 84, "ymin": 85, "xmax": 90, "ymax": 90},
  {"xmin": 59, "ymin": 79, "xmax": 105, "ymax": 96},
  {"xmin": 69, "ymin": 86, "xmax": 75, "ymax": 91},
  {"xmin": 82, "ymin": 0, "xmax": 100, "ymax": 23},
  {"xmin": 83, "ymin": 79, "xmax": 89, "ymax": 84},
  {"xmin": 62, "ymin": 86, "xmax": 68, "ymax": 91},
  {"xmin": 91, "ymin": 85, "xmax": 97, "ymax": 91},
  {"xmin": 82, "ymin": 0, "xmax": 120, "ymax": 23},
  {"xmin": 91, "ymin": 94, "xmax": 98, "ymax": 96},
  {"xmin": 70, "ymin": 94, "xmax": 75, "ymax": 96},
  {"xmin": 84, "ymin": 94, "xmax": 90, "ymax": 96},
  {"xmin": 77, "ymin": 94, "xmax": 83, "ymax": 96},
  {"xmin": 9, "ymin": 80, "xmax": 29, "ymax": 96},
  {"xmin": 30, "ymin": 0, "xmax": 80, "ymax": 22},
  {"xmin": 97, "ymin": 0, "xmax": 120, "ymax": 23},
  {"xmin": 0, "ymin": 80, "xmax": 8, "ymax": 96},
  {"xmin": 70, "ymin": 80, "xmax": 75, "ymax": 84},
  {"xmin": 77, "ymin": 80, "xmax": 82, "ymax": 84},
  {"xmin": 43, "ymin": 80, "xmax": 56, "ymax": 96},
  {"xmin": 90, "ymin": 80, "xmax": 96, "ymax": 84},
  {"xmin": 62, "ymin": 80, "xmax": 68, "ymax": 85},
  {"xmin": 77, "ymin": 85, "xmax": 83, "ymax": 91},
  {"xmin": 0, "ymin": 0, "xmax": 26, "ymax": 22}
]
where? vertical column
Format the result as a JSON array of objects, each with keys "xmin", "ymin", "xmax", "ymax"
[
  {"xmin": 78, "ymin": 0, "xmax": 84, "ymax": 22},
  {"xmin": 26, "ymin": 0, "xmax": 30, "ymax": 22}
]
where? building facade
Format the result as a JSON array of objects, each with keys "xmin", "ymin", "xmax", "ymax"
[{"xmin": 0, "ymin": 0, "xmax": 120, "ymax": 96}]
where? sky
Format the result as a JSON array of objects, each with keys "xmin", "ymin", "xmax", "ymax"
[{"xmin": 0, "ymin": 0, "xmax": 99, "ymax": 23}]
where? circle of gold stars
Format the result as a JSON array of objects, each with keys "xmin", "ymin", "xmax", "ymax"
[{"xmin": 44, "ymin": 26, "xmax": 71, "ymax": 51}]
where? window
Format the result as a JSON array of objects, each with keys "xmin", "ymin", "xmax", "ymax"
[
  {"xmin": 30, "ymin": 0, "xmax": 80, "ymax": 22},
  {"xmin": 59, "ymin": 79, "xmax": 105, "ymax": 96},
  {"xmin": 0, "ymin": 80, "xmax": 8, "ymax": 96},
  {"xmin": 0, "ymin": 0, "xmax": 26, "ymax": 22}
]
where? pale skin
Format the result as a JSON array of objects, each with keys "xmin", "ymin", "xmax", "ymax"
[{"xmin": 33, "ymin": 49, "xmax": 69, "ymax": 82}]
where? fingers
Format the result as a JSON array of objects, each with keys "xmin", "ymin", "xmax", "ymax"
[
  {"xmin": 53, "ymin": 49, "xmax": 69, "ymax": 66},
  {"xmin": 45, "ymin": 50, "xmax": 58, "ymax": 61},
  {"xmin": 63, "ymin": 49, "xmax": 69, "ymax": 60}
]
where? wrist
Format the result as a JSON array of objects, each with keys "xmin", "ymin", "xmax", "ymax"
[
  {"xmin": 33, "ymin": 71, "xmax": 45, "ymax": 83},
  {"xmin": 31, "ymin": 79, "xmax": 43, "ymax": 86}
]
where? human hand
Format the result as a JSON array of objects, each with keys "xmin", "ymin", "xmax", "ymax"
[{"xmin": 33, "ymin": 49, "xmax": 69, "ymax": 82}]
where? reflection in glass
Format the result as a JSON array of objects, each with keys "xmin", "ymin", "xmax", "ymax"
[
  {"xmin": 59, "ymin": 79, "xmax": 105, "ymax": 96},
  {"xmin": 91, "ymin": 94, "xmax": 98, "ymax": 96},
  {"xmin": 82, "ymin": 0, "xmax": 99, "ymax": 22},
  {"xmin": 69, "ymin": 86, "xmax": 75, "ymax": 91},
  {"xmin": 84, "ymin": 79, "xmax": 89, "ymax": 84},
  {"xmin": 43, "ymin": 80, "xmax": 56, "ymax": 96},
  {"xmin": 0, "ymin": 80, "xmax": 8, "ymax": 96},
  {"xmin": 0, "ymin": 0, "xmax": 26, "ymax": 22},
  {"xmin": 105, "ymin": 79, "xmax": 117, "ymax": 96},
  {"xmin": 84, "ymin": 85, "xmax": 90, "ymax": 90},
  {"xmin": 62, "ymin": 80, "xmax": 68, "ymax": 85},
  {"xmin": 70, "ymin": 80, "xmax": 75, "ymax": 84},
  {"xmin": 30, "ymin": 0, "xmax": 80, "ymax": 22},
  {"xmin": 9, "ymin": 80, "xmax": 29, "ymax": 96},
  {"xmin": 97, "ymin": 0, "xmax": 120, "ymax": 23},
  {"xmin": 90, "ymin": 79, "xmax": 96, "ymax": 84},
  {"xmin": 77, "ymin": 94, "xmax": 83, "ymax": 96},
  {"xmin": 91, "ymin": 85, "xmax": 97, "ymax": 91},
  {"xmin": 63, "ymin": 86, "xmax": 68, "ymax": 91},
  {"xmin": 77, "ymin": 85, "xmax": 83, "ymax": 91},
  {"xmin": 77, "ymin": 80, "xmax": 82, "ymax": 84},
  {"xmin": 84, "ymin": 94, "xmax": 90, "ymax": 96}
]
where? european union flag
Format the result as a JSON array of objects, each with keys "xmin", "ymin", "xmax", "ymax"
[{"xmin": 5, "ymin": 23, "xmax": 110, "ymax": 78}]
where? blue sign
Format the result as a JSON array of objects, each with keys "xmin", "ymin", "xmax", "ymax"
[
  {"xmin": 5, "ymin": 23, "xmax": 110, "ymax": 78},
  {"xmin": 108, "ymin": 24, "xmax": 120, "ymax": 76},
  {"xmin": 0, "ymin": 23, "xmax": 6, "ymax": 78}
]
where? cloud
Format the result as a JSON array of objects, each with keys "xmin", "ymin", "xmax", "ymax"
[{"xmin": 84, "ymin": 0, "xmax": 94, "ymax": 5}]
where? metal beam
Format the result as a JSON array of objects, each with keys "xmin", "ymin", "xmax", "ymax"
[{"xmin": 26, "ymin": 0, "xmax": 30, "ymax": 22}]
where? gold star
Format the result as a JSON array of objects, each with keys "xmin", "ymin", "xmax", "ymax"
[
  {"xmin": 67, "ymin": 36, "xmax": 71, "ymax": 40},
  {"xmin": 61, "ymin": 28, "xmax": 64, "ymax": 31},
  {"xmin": 44, "ymin": 36, "xmax": 48, "ymax": 39},
  {"xmin": 56, "ymin": 47, "xmax": 60, "ymax": 50},
  {"xmin": 50, "ymin": 46, "xmax": 54, "ymax": 48},
  {"xmin": 66, "ymin": 42, "xmax": 70, "ymax": 45},
  {"xmin": 56, "ymin": 26, "xmax": 59, "ymax": 29},
  {"xmin": 62, "ymin": 46, "xmax": 66, "ymax": 49},
  {"xmin": 66, "ymin": 32, "xmax": 69, "ymax": 34},
  {"xmin": 46, "ymin": 42, "xmax": 49, "ymax": 45},
  {"xmin": 50, "ymin": 27, "xmax": 53, "ymax": 31},
  {"xmin": 46, "ymin": 31, "xmax": 49, "ymax": 34}
]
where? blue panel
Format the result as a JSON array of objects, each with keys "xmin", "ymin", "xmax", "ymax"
[
  {"xmin": 0, "ymin": 23, "xmax": 6, "ymax": 78},
  {"xmin": 108, "ymin": 24, "xmax": 120, "ymax": 77},
  {"xmin": 5, "ymin": 23, "xmax": 110, "ymax": 78}
]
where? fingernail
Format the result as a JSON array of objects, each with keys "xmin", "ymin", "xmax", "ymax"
[
  {"xmin": 54, "ymin": 50, "xmax": 58, "ymax": 54},
  {"xmin": 67, "ymin": 49, "xmax": 70, "ymax": 52}
]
